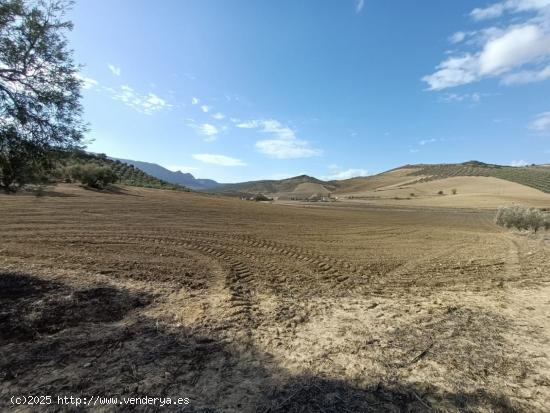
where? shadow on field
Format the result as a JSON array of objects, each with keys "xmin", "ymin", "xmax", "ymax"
[
  {"xmin": 17, "ymin": 188, "xmax": 79, "ymax": 197},
  {"xmin": 81, "ymin": 185, "xmax": 142, "ymax": 196},
  {"xmin": 0, "ymin": 270, "xmax": 520, "ymax": 412}
]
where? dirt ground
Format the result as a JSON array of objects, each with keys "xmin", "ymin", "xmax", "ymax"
[{"xmin": 1, "ymin": 184, "xmax": 550, "ymax": 412}]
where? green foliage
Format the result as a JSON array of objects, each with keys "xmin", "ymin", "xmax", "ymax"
[
  {"xmin": 65, "ymin": 164, "xmax": 117, "ymax": 189},
  {"xmin": 57, "ymin": 150, "xmax": 185, "ymax": 190},
  {"xmin": 409, "ymin": 163, "xmax": 550, "ymax": 194},
  {"xmin": 254, "ymin": 194, "xmax": 271, "ymax": 202},
  {"xmin": 0, "ymin": 133, "xmax": 52, "ymax": 192},
  {"xmin": 0, "ymin": 0, "xmax": 86, "ymax": 193},
  {"xmin": 495, "ymin": 206, "xmax": 548, "ymax": 233}
]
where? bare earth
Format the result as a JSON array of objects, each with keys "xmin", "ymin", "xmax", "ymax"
[{"xmin": 1, "ymin": 184, "xmax": 550, "ymax": 412}]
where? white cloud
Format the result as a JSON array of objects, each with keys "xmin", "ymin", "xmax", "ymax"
[
  {"xmin": 423, "ymin": 54, "xmax": 478, "ymax": 90},
  {"xmin": 449, "ymin": 31, "xmax": 467, "ymax": 44},
  {"xmin": 238, "ymin": 119, "xmax": 322, "ymax": 159},
  {"xmin": 212, "ymin": 112, "xmax": 225, "ymax": 120},
  {"xmin": 441, "ymin": 92, "xmax": 482, "ymax": 103},
  {"xmin": 76, "ymin": 74, "xmax": 98, "ymax": 90},
  {"xmin": 325, "ymin": 166, "xmax": 369, "ymax": 180},
  {"xmin": 187, "ymin": 121, "xmax": 219, "ymax": 141},
  {"xmin": 471, "ymin": 0, "xmax": 550, "ymax": 21},
  {"xmin": 501, "ymin": 64, "xmax": 550, "ymax": 84},
  {"xmin": 529, "ymin": 111, "xmax": 550, "ymax": 131},
  {"xmin": 164, "ymin": 165, "xmax": 200, "ymax": 173},
  {"xmin": 192, "ymin": 154, "xmax": 246, "ymax": 166},
  {"xmin": 423, "ymin": 2, "xmax": 550, "ymax": 90},
  {"xmin": 256, "ymin": 139, "xmax": 322, "ymax": 159},
  {"xmin": 479, "ymin": 25, "xmax": 550, "ymax": 75},
  {"xmin": 471, "ymin": 3, "xmax": 506, "ymax": 20},
  {"xmin": 201, "ymin": 105, "xmax": 211, "ymax": 113},
  {"xmin": 111, "ymin": 85, "xmax": 171, "ymax": 115},
  {"xmin": 108, "ymin": 64, "xmax": 121, "ymax": 76},
  {"xmin": 198, "ymin": 123, "xmax": 218, "ymax": 141},
  {"xmin": 419, "ymin": 138, "xmax": 438, "ymax": 146},
  {"xmin": 191, "ymin": 97, "xmax": 199, "ymax": 105},
  {"xmin": 236, "ymin": 120, "xmax": 259, "ymax": 129},
  {"xmin": 510, "ymin": 160, "xmax": 529, "ymax": 166},
  {"xmin": 355, "ymin": 0, "xmax": 365, "ymax": 13}
]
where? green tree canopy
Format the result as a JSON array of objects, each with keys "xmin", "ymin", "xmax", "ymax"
[{"xmin": 0, "ymin": 0, "xmax": 86, "ymax": 192}]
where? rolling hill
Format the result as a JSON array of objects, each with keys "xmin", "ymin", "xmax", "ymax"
[
  {"xmin": 204, "ymin": 161, "xmax": 550, "ymax": 207},
  {"xmin": 209, "ymin": 175, "xmax": 338, "ymax": 198},
  {"xmin": 331, "ymin": 161, "xmax": 550, "ymax": 208},
  {"xmin": 407, "ymin": 161, "xmax": 550, "ymax": 194}
]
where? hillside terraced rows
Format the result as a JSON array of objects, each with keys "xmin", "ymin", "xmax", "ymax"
[{"xmin": 408, "ymin": 163, "xmax": 550, "ymax": 193}]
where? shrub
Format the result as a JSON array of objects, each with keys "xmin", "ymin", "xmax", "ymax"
[
  {"xmin": 437, "ymin": 190, "xmax": 444, "ymax": 195},
  {"xmin": 66, "ymin": 164, "xmax": 118, "ymax": 189},
  {"xmin": 410, "ymin": 193, "xmax": 415, "ymax": 197},
  {"xmin": 495, "ymin": 206, "xmax": 548, "ymax": 232},
  {"xmin": 254, "ymin": 194, "xmax": 271, "ymax": 202},
  {"xmin": 452, "ymin": 188, "xmax": 457, "ymax": 195}
]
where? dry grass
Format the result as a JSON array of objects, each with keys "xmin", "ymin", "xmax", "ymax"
[{"xmin": 338, "ymin": 176, "xmax": 550, "ymax": 208}]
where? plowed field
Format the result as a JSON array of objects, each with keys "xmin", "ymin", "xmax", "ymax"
[{"xmin": 2, "ymin": 185, "xmax": 550, "ymax": 412}]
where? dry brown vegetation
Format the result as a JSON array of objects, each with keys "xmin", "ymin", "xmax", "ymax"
[{"xmin": 1, "ymin": 184, "xmax": 550, "ymax": 412}]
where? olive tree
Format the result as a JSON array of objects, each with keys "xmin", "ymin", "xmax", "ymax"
[{"xmin": 0, "ymin": 0, "xmax": 86, "ymax": 192}]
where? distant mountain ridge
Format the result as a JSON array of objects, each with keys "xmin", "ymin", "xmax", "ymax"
[
  {"xmin": 114, "ymin": 158, "xmax": 219, "ymax": 190},
  {"xmin": 109, "ymin": 158, "xmax": 550, "ymax": 196},
  {"xmin": 209, "ymin": 174, "xmax": 338, "ymax": 197}
]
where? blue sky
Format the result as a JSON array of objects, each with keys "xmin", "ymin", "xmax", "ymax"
[{"xmin": 70, "ymin": 0, "xmax": 550, "ymax": 183}]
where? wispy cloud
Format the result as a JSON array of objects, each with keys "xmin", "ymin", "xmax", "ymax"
[
  {"xmin": 501, "ymin": 65, "xmax": 550, "ymax": 84},
  {"xmin": 197, "ymin": 123, "xmax": 218, "ymax": 141},
  {"xmin": 256, "ymin": 139, "xmax": 322, "ymax": 159},
  {"xmin": 76, "ymin": 74, "xmax": 98, "ymax": 90},
  {"xmin": 75, "ymin": 74, "xmax": 171, "ymax": 114},
  {"xmin": 423, "ymin": 1, "xmax": 550, "ymax": 90},
  {"xmin": 324, "ymin": 165, "xmax": 369, "ymax": 180},
  {"xmin": 212, "ymin": 112, "xmax": 225, "ymax": 120},
  {"xmin": 192, "ymin": 154, "xmax": 246, "ymax": 166},
  {"xmin": 419, "ymin": 138, "xmax": 438, "ymax": 146},
  {"xmin": 510, "ymin": 160, "xmax": 529, "ymax": 166},
  {"xmin": 191, "ymin": 97, "xmax": 199, "ymax": 105},
  {"xmin": 164, "ymin": 165, "xmax": 200, "ymax": 173},
  {"xmin": 529, "ymin": 111, "xmax": 550, "ymax": 132},
  {"xmin": 449, "ymin": 31, "xmax": 467, "ymax": 44},
  {"xmin": 470, "ymin": 3, "xmax": 507, "ymax": 21},
  {"xmin": 355, "ymin": 0, "xmax": 365, "ymax": 13},
  {"xmin": 471, "ymin": 0, "xmax": 550, "ymax": 21},
  {"xmin": 441, "ymin": 92, "xmax": 482, "ymax": 103},
  {"xmin": 108, "ymin": 64, "xmax": 121, "ymax": 76},
  {"xmin": 110, "ymin": 85, "xmax": 171, "ymax": 115},
  {"xmin": 237, "ymin": 119, "xmax": 322, "ymax": 159},
  {"xmin": 201, "ymin": 105, "xmax": 211, "ymax": 113},
  {"xmin": 409, "ymin": 138, "xmax": 445, "ymax": 153},
  {"xmin": 186, "ymin": 120, "xmax": 219, "ymax": 141}
]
